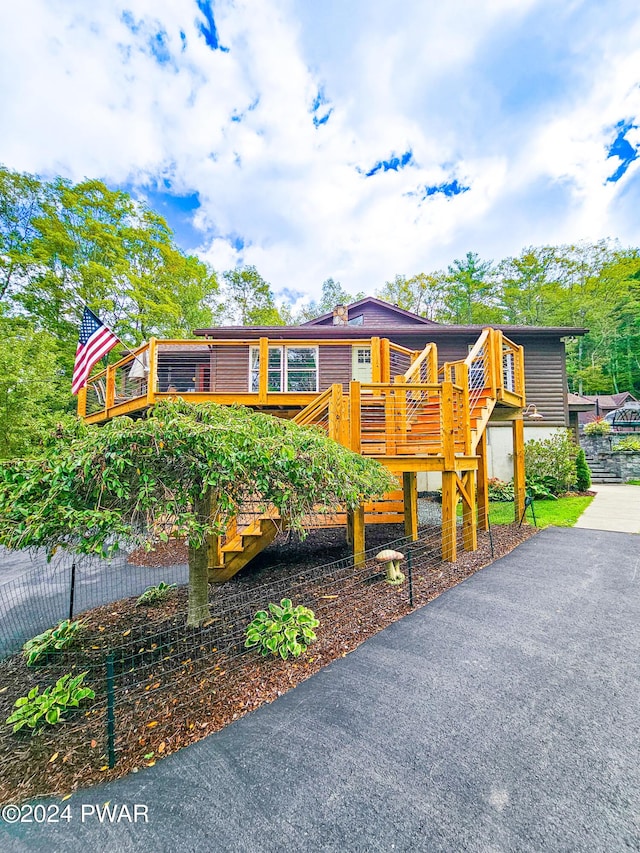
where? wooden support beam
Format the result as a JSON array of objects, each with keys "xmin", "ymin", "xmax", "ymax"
[
  {"xmin": 461, "ymin": 471, "xmax": 477, "ymax": 552},
  {"xmin": 258, "ymin": 336, "xmax": 269, "ymax": 404},
  {"xmin": 348, "ymin": 504, "xmax": 365, "ymax": 566},
  {"xmin": 477, "ymin": 430, "xmax": 490, "ymax": 531},
  {"xmin": 512, "ymin": 417, "xmax": 526, "ymax": 523},
  {"xmin": 441, "ymin": 471, "xmax": 457, "ymax": 562},
  {"xmin": 349, "ymin": 380, "xmax": 361, "ymax": 453},
  {"xmin": 403, "ymin": 472, "xmax": 418, "ymax": 541},
  {"xmin": 146, "ymin": 338, "xmax": 157, "ymax": 406}
]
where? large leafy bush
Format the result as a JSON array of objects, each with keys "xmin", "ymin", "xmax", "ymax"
[{"xmin": 524, "ymin": 430, "xmax": 578, "ymax": 497}]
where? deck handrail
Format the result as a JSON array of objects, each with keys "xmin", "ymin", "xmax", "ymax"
[{"xmin": 403, "ymin": 342, "xmax": 438, "ymax": 385}]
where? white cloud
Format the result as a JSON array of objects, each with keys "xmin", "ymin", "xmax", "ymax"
[{"xmin": 1, "ymin": 0, "xmax": 639, "ymax": 300}]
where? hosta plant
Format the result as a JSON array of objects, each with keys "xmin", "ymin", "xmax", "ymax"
[
  {"xmin": 136, "ymin": 581, "xmax": 177, "ymax": 606},
  {"xmin": 6, "ymin": 672, "xmax": 95, "ymax": 733},
  {"xmin": 23, "ymin": 619, "xmax": 84, "ymax": 667},
  {"xmin": 245, "ymin": 598, "xmax": 319, "ymax": 660}
]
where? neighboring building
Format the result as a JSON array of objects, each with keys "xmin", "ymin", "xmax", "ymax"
[{"xmin": 577, "ymin": 392, "xmax": 639, "ymax": 426}]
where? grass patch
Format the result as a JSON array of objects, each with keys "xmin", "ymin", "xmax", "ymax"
[
  {"xmin": 486, "ymin": 495, "xmax": 594, "ymax": 528},
  {"xmin": 627, "ymin": 480, "xmax": 640, "ymax": 486}
]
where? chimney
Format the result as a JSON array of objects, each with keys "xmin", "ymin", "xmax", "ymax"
[{"xmin": 332, "ymin": 304, "xmax": 348, "ymax": 326}]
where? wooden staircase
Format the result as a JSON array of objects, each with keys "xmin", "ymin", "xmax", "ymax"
[{"xmin": 207, "ymin": 328, "xmax": 524, "ymax": 582}]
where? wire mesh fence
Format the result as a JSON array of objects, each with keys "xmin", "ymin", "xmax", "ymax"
[{"xmin": 0, "ymin": 510, "xmax": 531, "ymax": 803}]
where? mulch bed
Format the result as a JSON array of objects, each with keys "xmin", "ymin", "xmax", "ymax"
[{"xmin": 0, "ymin": 521, "xmax": 537, "ymax": 804}]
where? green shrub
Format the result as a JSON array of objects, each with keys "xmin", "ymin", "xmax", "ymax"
[
  {"xmin": 584, "ymin": 419, "xmax": 611, "ymax": 436},
  {"xmin": 245, "ymin": 598, "xmax": 319, "ymax": 660},
  {"xmin": 6, "ymin": 672, "xmax": 95, "ymax": 733},
  {"xmin": 614, "ymin": 436, "xmax": 640, "ymax": 451},
  {"xmin": 487, "ymin": 478, "xmax": 514, "ymax": 502},
  {"xmin": 524, "ymin": 430, "xmax": 578, "ymax": 497},
  {"xmin": 136, "ymin": 581, "xmax": 177, "ymax": 607},
  {"xmin": 22, "ymin": 619, "xmax": 84, "ymax": 667},
  {"xmin": 575, "ymin": 448, "xmax": 592, "ymax": 490}
]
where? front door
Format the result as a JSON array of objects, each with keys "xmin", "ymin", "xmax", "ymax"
[{"xmin": 352, "ymin": 346, "xmax": 372, "ymax": 382}]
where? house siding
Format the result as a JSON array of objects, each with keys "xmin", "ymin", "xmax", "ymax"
[{"xmin": 319, "ymin": 345, "xmax": 351, "ymax": 389}]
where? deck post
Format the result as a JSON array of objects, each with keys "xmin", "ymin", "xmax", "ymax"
[
  {"xmin": 347, "ymin": 504, "xmax": 365, "ymax": 566},
  {"xmin": 403, "ymin": 472, "xmax": 418, "ymax": 541},
  {"xmin": 441, "ymin": 381, "xmax": 455, "ymax": 466},
  {"xmin": 258, "ymin": 337, "xmax": 269, "ymax": 404},
  {"xmin": 476, "ymin": 430, "xmax": 490, "ymax": 530},
  {"xmin": 512, "ymin": 417, "xmax": 526, "ymax": 522},
  {"xmin": 380, "ymin": 338, "xmax": 391, "ymax": 383},
  {"xmin": 349, "ymin": 381, "xmax": 361, "ymax": 453},
  {"xmin": 371, "ymin": 337, "xmax": 382, "ymax": 383},
  {"xmin": 441, "ymin": 470, "xmax": 457, "ymax": 562},
  {"xmin": 146, "ymin": 338, "xmax": 157, "ymax": 406},
  {"xmin": 77, "ymin": 386, "xmax": 87, "ymax": 418},
  {"xmin": 329, "ymin": 383, "xmax": 343, "ymax": 441},
  {"xmin": 461, "ymin": 471, "xmax": 477, "ymax": 551},
  {"xmin": 105, "ymin": 364, "xmax": 115, "ymax": 410}
]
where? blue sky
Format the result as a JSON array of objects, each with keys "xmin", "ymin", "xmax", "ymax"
[{"xmin": 1, "ymin": 0, "xmax": 639, "ymax": 307}]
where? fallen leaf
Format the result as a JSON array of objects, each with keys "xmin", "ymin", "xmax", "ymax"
[
  {"xmin": 90, "ymin": 740, "xmax": 97, "ymax": 748},
  {"xmin": 49, "ymin": 752, "xmax": 59, "ymax": 763},
  {"xmin": 122, "ymin": 629, "xmax": 131, "ymax": 637},
  {"xmin": 158, "ymin": 742, "xmax": 166, "ymax": 753},
  {"xmin": 146, "ymin": 721, "xmax": 158, "ymax": 728}
]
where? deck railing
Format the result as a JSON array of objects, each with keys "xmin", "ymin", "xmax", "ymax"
[{"xmin": 77, "ymin": 330, "xmax": 524, "ymax": 462}]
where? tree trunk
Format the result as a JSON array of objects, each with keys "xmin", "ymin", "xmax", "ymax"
[{"xmin": 187, "ymin": 492, "xmax": 211, "ymax": 627}]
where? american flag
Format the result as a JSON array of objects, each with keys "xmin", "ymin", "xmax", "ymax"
[{"xmin": 71, "ymin": 307, "xmax": 120, "ymax": 395}]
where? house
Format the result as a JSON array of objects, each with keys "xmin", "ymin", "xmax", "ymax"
[
  {"xmin": 77, "ymin": 297, "xmax": 586, "ymax": 578},
  {"xmin": 577, "ymin": 391, "xmax": 639, "ymax": 426}
]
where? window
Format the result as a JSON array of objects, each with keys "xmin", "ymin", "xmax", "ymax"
[
  {"xmin": 249, "ymin": 346, "xmax": 318, "ymax": 393},
  {"xmin": 348, "ymin": 314, "xmax": 364, "ymax": 326}
]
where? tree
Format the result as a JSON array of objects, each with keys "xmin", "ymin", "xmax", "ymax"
[
  {"xmin": 497, "ymin": 247, "xmax": 560, "ymax": 325},
  {"xmin": 297, "ymin": 278, "xmax": 365, "ymax": 322},
  {"xmin": 222, "ymin": 266, "xmax": 286, "ymax": 325},
  {"xmin": 0, "ymin": 317, "xmax": 71, "ymax": 458},
  {"xmin": 441, "ymin": 252, "xmax": 502, "ymax": 324},
  {"xmin": 377, "ymin": 273, "xmax": 444, "ymax": 319},
  {"xmin": 1, "ymin": 167, "xmax": 221, "ymax": 350},
  {"xmin": 0, "ymin": 400, "xmax": 397, "ymax": 626},
  {"xmin": 0, "ymin": 166, "xmax": 42, "ymax": 303}
]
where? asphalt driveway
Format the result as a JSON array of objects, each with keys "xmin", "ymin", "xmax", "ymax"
[{"xmin": 2, "ymin": 526, "xmax": 639, "ymax": 852}]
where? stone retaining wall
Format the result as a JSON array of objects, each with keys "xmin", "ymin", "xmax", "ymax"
[{"xmin": 580, "ymin": 434, "xmax": 640, "ymax": 481}]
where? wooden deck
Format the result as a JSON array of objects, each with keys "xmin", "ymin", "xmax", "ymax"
[{"xmin": 77, "ymin": 329, "xmax": 527, "ymax": 574}]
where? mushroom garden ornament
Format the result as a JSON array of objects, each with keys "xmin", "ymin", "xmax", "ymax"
[{"xmin": 376, "ymin": 549, "xmax": 405, "ymax": 585}]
